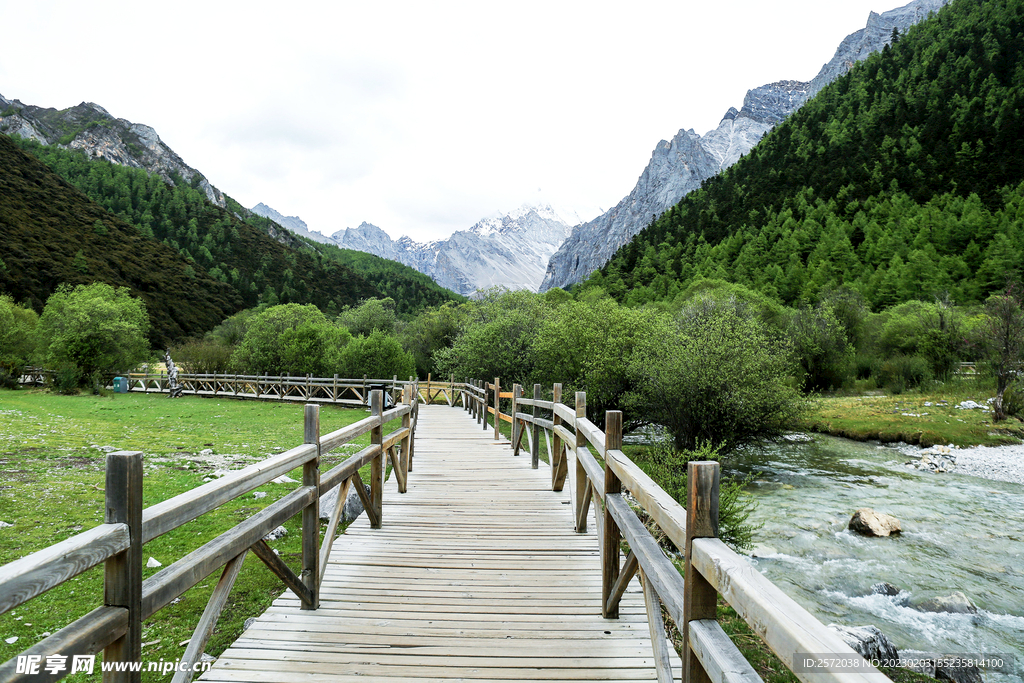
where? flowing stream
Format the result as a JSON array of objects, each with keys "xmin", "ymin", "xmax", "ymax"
[{"xmin": 722, "ymin": 435, "xmax": 1024, "ymax": 680}]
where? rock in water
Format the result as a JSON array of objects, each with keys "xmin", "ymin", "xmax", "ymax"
[
  {"xmin": 870, "ymin": 582, "xmax": 902, "ymax": 596},
  {"xmin": 849, "ymin": 508, "xmax": 902, "ymax": 536},
  {"xmin": 915, "ymin": 591, "xmax": 978, "ymax": 614},
  {"xmin": 902, "ymin": 651, "xmax": 983, "ymax": 683},
  {"xmin": 828, "ymin": 624, "xmax": 899, "ymax": 660}
]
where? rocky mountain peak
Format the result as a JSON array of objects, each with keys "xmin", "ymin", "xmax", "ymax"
[
  {"xmin": 329, "ymin": 205, "xmax": 571, "ymax": 296},
  {"xmin": 0, "ymin": 93, "xmax": 226, "ymax": 208},
  {"xmin": 540, "ymin": 0, "xmax": 952, "ymax": 292}
]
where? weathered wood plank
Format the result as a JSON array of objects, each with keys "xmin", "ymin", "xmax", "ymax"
[
  {"xmin": 690, "ymin": 538, "xmax": 887, "ymax": 683},
  {"xmin": 172, "ymin": 550, "xmax": 248, "ymax": 683},
  {"xmin": 606, "ymin": 448, "xmax": 688, "ymax": 553},
  {"xmin": 641, "ymin": 568, "xmax": 675, "ymax": 683},
  {"xmin": 0, "ymin": 523, "xmax": 129, "ymax": 614},
  {"xmin": 0, "ymin": 607, "xmax": 127, "ymax": 683},
  {"xmin": 250, "ymin": 540, "xmax": 313, "ymax": 606},
  {"xmin": 142, "ymin": 444, "xmax": 317, "ymax": 544},
  {"xmin": 141, "ymin": 486, "xmax": 315, "ymax": 619},
  {"xmin": 688, "ymin": 619, "xmax": 763, "ymax": 683}
]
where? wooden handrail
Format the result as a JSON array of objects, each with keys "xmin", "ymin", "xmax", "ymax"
[
  {"xmin": 467, "ymin": 377, "xmax": 892, "ymax": 683},
  {"xmin": 0, "ymin": 389, "xmax": 419, "ymax": 683}
]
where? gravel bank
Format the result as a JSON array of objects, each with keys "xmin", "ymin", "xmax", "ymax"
[{"xmin": 899, "ymin": 442, "xmax": 1024, "ymax": 486}]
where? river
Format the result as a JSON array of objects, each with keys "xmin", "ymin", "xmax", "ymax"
[{"xmin": 725, "ymin": 435, "xmax": 1023, "ymax": 680}]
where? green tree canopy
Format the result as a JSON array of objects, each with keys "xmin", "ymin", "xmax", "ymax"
[
  {"xmin": 625, "ymin": 295, "xmax": 804, "ymax": 451},
  {"xmin": 230, "ymin": 304, "xmax": 350, "ymax": 376},
  {"xmin": 340, "ymin": 330, "xmax": 416, "ymax": 380},
  {"xmin": 36, "ymin": 283, "xmax": 150, "ymax": 386},
  {"xmin": 0, "ymin": 295, "xmax": 39, "ymax": 380}
]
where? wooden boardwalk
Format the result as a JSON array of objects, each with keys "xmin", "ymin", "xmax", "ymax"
[{"xmin": 202, "ymin": 404, "xmax": 681, "ymax": 682}]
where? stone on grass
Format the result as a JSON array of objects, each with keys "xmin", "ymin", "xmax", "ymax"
[
  {"xmin": 318, "ymin": 483, "xmax": 370, "ymax": 525},
  {"xmin": 146, "ymin": 557, "xmax": 162, "ymax": 568},
  {"xmin": 263, "ymin": 526, "xmax": 288, "ymax": 541},
  {"xmin": 849, "ymin": 509, "xmax": 901, "ymax": 537}
]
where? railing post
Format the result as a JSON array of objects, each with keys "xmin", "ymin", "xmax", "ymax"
[
  {"xmin": 301, "ymin": 404, "xmax": 321, "ymax": 610},
  {"xmin": 481, "ymin": 380, "xmax": 488, "ymax": 431},
  {"xmin": 531, "ymin": 384, "xmax": 541, "ymax": 469},
  {"xmin": 511, "ymin": 384, "xmax": 522, "ymax": 455},
  {"xmin": 400, "ymin": 387, "xmax": 412, "ymax": 485},
  {"xmin": 551, "ymin": 383, "xmax": 563, "ymax": 490},
  {"xmin": 103, "ymin": 450, "xmax": 143, "ymax": 683},
  {"xmin": 333, "ymin": 373, "xmax": 338, "ymax": 402},
  {"xmin": 602, "ymin": 411, "xmax": 622, "ymax": 619},
  {"xmin": 493, "ymin": 377, "xmax": 501, "ymax": 442},
  {"xmin": 683, "ymin": 461, "xmax": 720, "ymax": 683},
  {"xmin": 370, "ymin": 390, "xmax": 384, "ymax": 529},
  {"xmin": 574, "ymin": 391, "xmax": 588, "ymax": 533}
]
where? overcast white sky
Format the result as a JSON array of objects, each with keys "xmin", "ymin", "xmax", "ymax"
[{"xmin": 2, "ymin": 0, "xmax": 892, "ymax": 242}]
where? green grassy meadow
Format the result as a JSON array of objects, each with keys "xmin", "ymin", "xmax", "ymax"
[
  {"xmin": 0, "ymin": 389, "xmax": 397, "ymax": 678},
  {"xmin": 801, "ymin": 380, "xmax": 1024, "ymax": 447}
]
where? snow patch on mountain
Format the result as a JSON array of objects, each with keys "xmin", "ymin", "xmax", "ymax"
[{"xmin": 330, "ymin": 205, "xmax": 572, "ymax": 296}]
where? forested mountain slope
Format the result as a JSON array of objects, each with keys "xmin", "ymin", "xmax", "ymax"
[
  {"xmin": 0, "ymin": 134, "xmax": 240, "ymax": 346},
  {"xmin": 6, "ymin": 136, "xmax": 460, "ymax": 325},
  {"xmin": 586, "ymin": 0, "xmax": 1024, "ymax": 309}
]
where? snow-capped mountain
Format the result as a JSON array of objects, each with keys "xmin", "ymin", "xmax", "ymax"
[
  {"xmin": 540, "ymin": 0, "xmax": 951, "ymax": 291},
  {"xmin": 250, "ymin": 203, "xmax": 334, "ymax": 245},
  {"xmin": 331, "ymin": 205, "xmax": 572, "ymax": 296}
]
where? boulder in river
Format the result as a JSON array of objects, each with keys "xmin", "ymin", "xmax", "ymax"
[
  {"xmin": 914, "ymin": 591, "xmax": 978, "ymax": 614},
  {"xmin": 828, "ymin": 624, "xmax": 899, "ymax": 660},
  {"xmin": 849, "ymin": 509, "xmax": 902, "ymax": 537},
  {"xmin": 902, "ymin": 650, "xmax": 983, "ymax": 683},
  {"xmin": 870, "ymin": 582, "xmax": 902, "ymax": 596}
]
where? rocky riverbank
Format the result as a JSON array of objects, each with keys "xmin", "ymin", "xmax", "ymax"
[{"xmin": 897, "ymin": 442, "xmax": 1024, "ymax": 486}]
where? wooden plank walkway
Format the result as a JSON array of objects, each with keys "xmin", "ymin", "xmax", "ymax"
[{"xmin": 202, "ymin": 404, "xmax": 681, "ymax": 682}]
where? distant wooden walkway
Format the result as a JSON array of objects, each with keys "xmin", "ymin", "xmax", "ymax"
[{"xmin": 202, "ymin": 404, "xmax": 681, "ymax": 682}]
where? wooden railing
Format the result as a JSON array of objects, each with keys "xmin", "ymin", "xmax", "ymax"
[
  {"xmin": 19, "ymin": 368, "xmax": 459, "ymax": 408},
  {"xmin": 121, "ymin": 373, "xmax": 408, "ymax": 406},
  {"xmin": 458, "ymin": 378, "xmax": 891, "ymax": 683},
  {"xmin": 0, "ymin": 389, "xmax": 419, "ymax": 683}
]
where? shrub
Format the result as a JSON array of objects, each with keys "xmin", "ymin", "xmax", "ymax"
[
  {"xmin": 35, "ymin": 283, "xmax": 149, "ymax": 388},
  {"xmin": 340, "ymin": 330, "xmax": 416, "ymax": 380},
  {"xmin": 789, "ymin": 305, "xmax": 854, "ymax": 392},
  {"xmin": 629, "ymin": 440, "xmax": 761, "ymax": 551},
  {"xmin": 1003, "ymin": 385, "xmax": 1023, "ymax": 419},
  {"xmin": 230, "ymin": 304, "xmax": 350, "ymax": 376},
  {"xmin": 0, "ymin": 294, "xmax": 39, "ymax": 376},
  {"xmin": 626, "ymin": 295, "xmax": 805, "ymax": 452},
  {"xmin": 170, "ymin": 339, "xmax": 234, "ymax": 374},
  {"xmin": 878, "ymin": 354, "xmax": 932, "ymax": 394},
  {"xmin": 337, "ymin": 297, "xmax": 398, "ymax": 337}
]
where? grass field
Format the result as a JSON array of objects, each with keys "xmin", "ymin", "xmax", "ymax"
[
  {"xmin": 800, "ymin": 379, "xmax": 1024, "ymax": 447},
  {"xmin": 0, "ymin": 388, "xmax": 397, "ymax": 679}
]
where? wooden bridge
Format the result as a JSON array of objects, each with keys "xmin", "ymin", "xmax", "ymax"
[{"xmin": 1, "ymin": 380, "xmax": 891, "ymax": 683}]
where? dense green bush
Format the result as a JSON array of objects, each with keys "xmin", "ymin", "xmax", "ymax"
[
  {"xmin": 170, "ymin": 339, "xmax": 234, "ymax": 374},
  {"xmin": 0, "ymin": 294, "xmax": 39, "ymax": 381},
  {"xmin": 433, "ymin": 289, "xmax": 548, "ymax": 385},
  {"xmin": 878, "ymin": 354, "xmax": 932, "ymax": 394},
  {"xmin": 629, "ymin": 440, "xmax": 760, "ymax": 551},
  {"xmin": 789, "ymin": 305, "xmax": 854, "ymax": 391},
  {"xmin": 35, "ymin": 283, "xmax": 150, "ymax": 390},
  {"xmin": 626, "ymin": 295, "xmax": 805, "ymax": 452},
  {"xmin": 230, "ymin": 304, "xmax": 350, "ymax": 376},
  {"xmin": 337, "ymin": 297, "xmax": 398, "ymax": 337},
  {"xmin": 531, "ymin": 299, "xmax": 660, "ymax": 428},
  {"xmin": 340, "ymin": 330, "xmax": 416, "ymax": 380}
]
